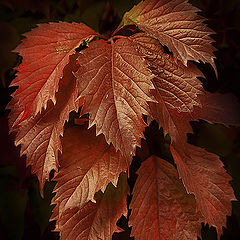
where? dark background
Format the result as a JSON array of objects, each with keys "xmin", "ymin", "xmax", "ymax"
[{"xmin": 0, "ymin": 0, "xmax": 240, "ymax": 239}]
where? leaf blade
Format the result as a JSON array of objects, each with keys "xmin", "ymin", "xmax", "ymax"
[
  {"xmin": 9, "ymin": 22, "xmax": 99, "ymax": 125},
  {"xmin": 51, "ymin": 125, "xmax": 130, "ymax": 218},
  {"xmin": 9, "ymin": 54, "xmax": 80, "ymax": 191},
  {"xmin": 129, "ymin": 156, "xmax": 202, "ymax": 240},
  {"xmin": 75, "ymin": 38, "xmax": 155, "ymax": 158},
  {"xmin": 171, "ymin": 144, "xmax": 236, "ymax": 236},
  {"xmin": 53, "ymin": 173, "xmax": 128, "ymax": 240},
  {"xmin": 131, "ymin": 33, "xmax": 204, "ymax": 113},
  {"xmin": 123, "ymin": 0, "xmax": 216, "ymax": 72}
]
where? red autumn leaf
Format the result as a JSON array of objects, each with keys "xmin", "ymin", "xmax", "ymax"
[
  {"xmin": 74, "ymin": 37, "xmax": 155, "ymax": 158},
  {"xmin": 131, "ymin": 33, "xmax": 202, "ymax": 141},
  {"xmin": 122, "ymin": 0, "xmax": 217, "ymax": 73},
  {"xmin": 129, "ymin": 156, "xmax": 203, "ymax": 240},
  {"xmin": 52, "ymin": 125, "xmax": 130, "ymax": 219},
  {"xmin": 9, "ymin": 54, "xmax": 80, "ymax": 191},
  {"xmin": 131, "ymin": 33, "xmax": 238, "ymax": 237},
  {"xmin": 9, "ymin": 22, "xmax": 99, "ymax": 125},
  {"xmin": 52, "ymin": 172, "xmax": 128, "ymax": 240},
  {"xmin": 171, "ymin": 144, "xmax": 236, "ymax": 236},
  {"xmin": 131, "ymin": 33, "xmax": 204, "ymax": 112}
]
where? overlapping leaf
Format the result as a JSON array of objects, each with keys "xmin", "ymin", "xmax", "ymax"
[
  {"xmin": 9, "ymin": 22, "xmax": 99, "ymax": 125},
  {"xmin": 9, "ymin": 55, "xmax": 79, "ymax": 191},
  {"xmin": 131, "ymin": 33, "xmax": 205, "ymax": 112},
  {"xmin": 74, "ymin": 38, "xmax": 155, "ymax": 158},
  {"xmin": 132, "ymin": 33, "xmax": 240, "ymax": 140},
  {"xmin": 171, "ymin": 144, "xmax": 236, "ymax": 236},
  {"xmin": 123, "ymin": 0, "xmax": 217, "ymax": 73},
  {"xmin": 52, "ymin": 125, "xmax": 130, "ymax": 219},
  {"xmin": 131, "ymin": 33, "xmax": 203, "ymax": 141},
  {"xmin": 53, "ymin": 172, "xmax": 128, "ymax": 240},
  {"xmin": 129, "ymin": 156, "xmax": 203, "ymax": 240}
]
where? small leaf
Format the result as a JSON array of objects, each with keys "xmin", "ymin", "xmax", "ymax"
[{"xmin": 129, "ymin": 156, "xmax": 203, "ymax": 240}]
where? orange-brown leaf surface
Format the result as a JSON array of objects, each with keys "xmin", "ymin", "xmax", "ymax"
[
  {"xmin": 171, "ymin": 144, "xmax": 236, "ymax": 236},
  {"xmin": 131, "ymin": 33, "xmax": 202, "ymax": 141},
  {"xmin": 9, "ymin": 22, "xmax": 99, "ymax": 125},
  {"xmin": 123, "ymin": 0, "xmax": 216, "ymax": 73},
  {"xmin": 131, "ymin": 33, "xmax": 204, "ymax": 112},
  {"xmin": 53, "ymin": 173, "xmax": 128, "ymax": 240},
  {"xmin": 52, "ymin": 125, "xmax": 130, "ymax": 219},
  {"xmin": 74, "ymin": 38, "xmax": 155, "ymax": 158},
  {"xmin": 9, "ymin": 55, "xmax": 79, "ymax": 191},
  {"xmin": 129, "ymin": 156, "xmax": 203, "ymax": 240}
]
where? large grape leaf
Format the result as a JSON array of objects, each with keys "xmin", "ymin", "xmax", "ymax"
[
  {"xmin": 8, "ymin": 55, "xmax": 80, "ymax": 191},
  {"xmin": 52, "ymin": 172, "xmax": 128, "ymax": 240},
  {"xmin": 129, "ymin": 156, "xmax": 203, "ymax": 240},
  {"xmin": 171, "ymin": 144, "xmax": 236, "ymax": 236},
  {"xmin": 9, "ymin": 22, "xmax": 99, "ymax": 126},
  {"xmin": 74, "ymin": 37, "xmax": 155, "ymax": 158},
  {"xmin": 122, "ymin": 0, "xmax": 217, "ymax": 73},
  {"xmin": 51, "ymin": 125, "xmax": 130, "ymax": 219}
]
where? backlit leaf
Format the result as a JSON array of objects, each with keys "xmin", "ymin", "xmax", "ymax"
[{"xmin": 171, "ymin": 144, "xmax": 236, "ymax": 236}]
